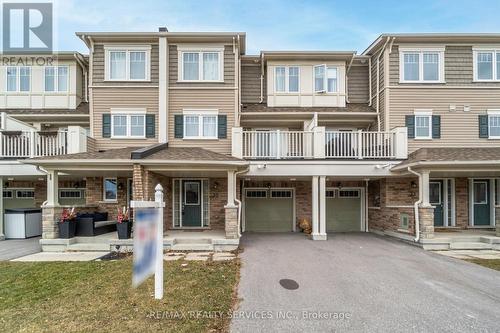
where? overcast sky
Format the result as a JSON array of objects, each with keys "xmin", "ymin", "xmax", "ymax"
[{"xmin": 47, "ymin": 0, "xmax": 500, "ymax": 54}]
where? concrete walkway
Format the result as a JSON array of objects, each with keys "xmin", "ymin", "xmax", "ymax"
[
  {"xmin": 12, "ymin": 251, "xmax": 109, "ymax": 262},
  {"xmin": 434, "ymin": 250, "xmax": 500, "ymax": 260},
  {"xmin": 232, "ymin": 233, "xmax": 500, "ymax": 333},
  {"xmin": 0, "ymin": 237, "xmax": 41, "ymax": 260}
]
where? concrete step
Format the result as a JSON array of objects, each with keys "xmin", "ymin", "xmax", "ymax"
[
  {"xmin": 479, "ymin": 236, "xmax": 500, "ymax": 244},
  {"xmin": 449, "ymin": 242, "xmax": 493, "ymax": 250},
  {"xmin": 171, "ymin": 243, "xmax": 214, "ymax": 251},
  {"xmin": 67, "ymin": 243, "xmax": 111, "ymax": 252},
  {"xmin": 448, "ymin": 236, "xmax": 483, "ymax": 243},
  {"xmin": 174, "ymin": 238, "xmax": 212, "ymax": 244}
]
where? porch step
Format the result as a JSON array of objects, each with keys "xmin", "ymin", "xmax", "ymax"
[
  {"xmin": 173, "ymin": 238, "xmax": 212, "ymax": 244},
  {"xmin": 66, "ymin": 243, "xmax": 111, "ymax": 252},
  {"xmin": 171, "ymin": 243, "xmax": 214, "ymax": 251},
  {"xmin": 449, "ymin": 242, "xmax": 493, "ymax": 250}
]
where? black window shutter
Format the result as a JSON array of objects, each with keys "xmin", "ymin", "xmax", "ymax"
[
  {"xmin": 405, "ymin": 115, "xmax": 415, "ymax": 139},
  {"xmin": 479, "ymin": 115, "xmax": 489, "ymax": 138},
  {"xmin": 174, "ymin": 115, "xmax": 184, "ymax": 138},
  {"xmin": 145, "ymin": 114, "xmax": 155, "ymax": 138},
  {"xmin": 102, "ymin": 114, "xmax": 111, "ymax": 138},
  {"xmin": 432, "ymin": 115, "xmax": 441, "ymax": 139},
  {"xmin": 218, "ymin": 115, "xmax": 227, "ymax": 139}
]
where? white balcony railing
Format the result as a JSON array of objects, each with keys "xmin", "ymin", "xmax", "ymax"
[
  {"xmin": 232, "ymin": 127, "xmax": 408, "ymax": 160},
  {"xmin": 0, "ymin": 130, "xmax": 68, "ymax": 158},
  {"xmin": 242, "ymin": 130, "xmax": 314, "ymax": 159}
]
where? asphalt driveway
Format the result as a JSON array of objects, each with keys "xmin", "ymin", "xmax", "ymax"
[{"xmin": 231, "ymin": 233, "xmax": 500, "ymax": 332}]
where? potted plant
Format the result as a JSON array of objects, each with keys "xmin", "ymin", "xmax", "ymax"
[
  {"xmin": 59, "ymin": 207, "xmax": 77, "ymax": 239},
  {"xmin": 116, "ymin": 207, "xmax": 132, "ymax": 239}
]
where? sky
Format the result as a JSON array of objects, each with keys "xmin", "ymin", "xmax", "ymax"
[{"xmin": 45, "ymin": 0, "xmax": 500, "ymax": 54}]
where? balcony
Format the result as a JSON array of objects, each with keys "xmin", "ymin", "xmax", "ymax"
[{"xmin": 232, "ymin": 127, "xmax": 408, "ymax": 160}]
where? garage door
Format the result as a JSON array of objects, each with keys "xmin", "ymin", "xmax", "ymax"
[
  {"xmin": 326, "ymin": 189, "xmax": 362, "ymax": 232},
  {"xmin": 245, "ymin": 189, "xmax": 294, "ymax": 232}
]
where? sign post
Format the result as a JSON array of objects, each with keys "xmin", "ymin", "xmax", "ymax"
[{"xmin": 130, "ymin": 184, "xmax": 165, "ymax": 300}]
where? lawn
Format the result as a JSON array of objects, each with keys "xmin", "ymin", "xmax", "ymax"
[
  {"xmin": 466, "ymin": 259, "xmax": 500, "ymax": 271},
  {"xmin": 0, "ymin": 257, "xmax": 239, "ymax": 333}
]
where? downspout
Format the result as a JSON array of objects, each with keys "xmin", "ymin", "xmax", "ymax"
[
  {"xmin": 407, "ymin": 167, "xmax": 422, "ymax": 242},
  {"xmin": 73, "ymin": 53, "xmax": 88, "ymax": 102},
  {"xmin": 368, "ymin": 56, "xmax": 372, "ymax": 106},
  {"xmin": 259, "ymin": 53, "xmax": 264, "ymax": 103},
  {"xmin": 36, "ymin": 166, "xmax": 49, "ymax": 206},
  {"xmin": 345, "ymin": 55, "xmax": 355, "ymax": 103},
  {"xmin": 237, "ymin": 35, "xmax": 242, "ymax": 125},
  {"xmin": 233, "ymin": 166, "xmax": 250, "ymax": 237},
  {"xmin": 376, "ymin": 36, "xmax": 390, "ymax": 132}
]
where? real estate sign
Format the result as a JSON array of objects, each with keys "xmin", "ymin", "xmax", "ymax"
[{"xmin": 132, "ymin": 208, "xmax": 158, "ymax": 287}]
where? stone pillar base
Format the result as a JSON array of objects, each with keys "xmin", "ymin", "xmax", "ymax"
[
  {"xmin": 42, "ymin": 205, "xmax": 63, "ymax": 239},
  {"xmin": 310, "ymin": 233, "xmax": 327, "ymax": 241},
  {"xmin": 419, "ymin": 205, "xmax": 435, "ymax": 240},
  {"xmin": 224, "ymin": 205, "xmax": 239, "ymax": 239}
]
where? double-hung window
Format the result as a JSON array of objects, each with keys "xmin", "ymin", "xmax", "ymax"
[
  {"xmin": 183, "ymin": 111, "xmax": 218, "ymax": 139},
  {"xmin": 275, "ymin": 66, "xmax": 299, "ymax": 93},
  {"xmin": 400, "ymin": 48, "xmax": 444, "ymax": 83},
  {"xmin": 6, "ymin": 66, "xmax": 31, "ymax": 92},
  {"xmin": 44, "ymin": 66, "xmax": 68, "ymax": 92},
  {"xmin": 314, "ymin": 65, "xmax": 338, "ymax": 93},
  {"xmin": 180, "ymin": 49, "xmax": 223, "ymax": 82},
  {"xmin": 474, "ymin": 49, "xmax": 500, "ymax": 81},
  {"xmin": 488, "ymin": 111, "xmax": 500, "ymax": 138},
  {"xmin": 111, "ymin": 110, "xmax": 146, "ymax": 138},
  {"xmin": 414, "ymin": 111, "xmax": 432, "ymax": 139},
  {"xmin": 105, "ymin": 47, "xmax": 150, "ymax": 81}
]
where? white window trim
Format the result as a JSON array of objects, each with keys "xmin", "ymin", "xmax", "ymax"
[
  {"xmin": 399, "ymin": 48, "xmax": 445, "ymax": 83},
  {"xmin": 5, "ymin": 66, "xmax": 31, "ymax": 93},
  {"xmin": 15, "ymin": 188, "xmax": 35, "ymax": 199},
  {"xmin": 414, "ymin": 110, "xmax": 433, "ymax": 140},
  {"xmin": 182, "ymin": 109, "xmax": 219, "ymax": 140},
  {"xmin": 473, "ymin": 48, "xmax": 500, "ymax": 82},
  {"xmin": 44, "ymin": 66, "xmax": 69, "ymax": 92},
  {"xmin": 110, "ymin": 108, "xmax": 147, "ymax": 139},
  {"xmin": 178, "ymin": 48, "xmax": 224, "ymax": 83},
  {"xmin": 104, "ymin": 45, "xmax": 151, "ymax": 82},
  {"xmin": 314, "ymin": 64, "xmax": 339, "ymax": 94},
  {"xmin": 103, "ymin": 177, "xmax": 118, "ymax": 202},
  {"xmin": 487, "ymin": 110, "xmax": 500, "ymax": 139},
  {"xmin": 274, "ymin": 66, "xmax": 300, "ymax": 93}
]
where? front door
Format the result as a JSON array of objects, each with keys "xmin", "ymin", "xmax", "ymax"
[
  {"xmin": 473, "ymin": 180, "xmax": 491, "ymax": 226},
  {"xmin": 430, "ymin": 180, "xmax": 443, "ymax": 226},
  {"xmin": 182, "ymin": 180, "xmax": 202, "ymax": 227}
]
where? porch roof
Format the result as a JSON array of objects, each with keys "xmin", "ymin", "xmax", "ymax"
[{"xmin": 392, "ymin": 147, "xmax": 500, "ymax": 171}]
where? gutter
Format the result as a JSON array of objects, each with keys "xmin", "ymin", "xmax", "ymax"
[{"xmin": 407, "ymin": 166, "xmax": 421, "ymax": 242}]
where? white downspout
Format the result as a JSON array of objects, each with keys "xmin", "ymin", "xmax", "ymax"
[
  {"xmin": 376, "ymin": 36, "xmax": 390, "ymax": 132},
  {"xmin": 407, "ymin": 167, "xmax": 422, "ymax": 242},
  {"xmin": 234, "ymin": 166, "xmax": 250, "ymax": 237},
  {"xmin": 368, "ymin": 56, "xmax": 372, "ymax": 106},
  {"xmin": 259, "ymin": 53, "xmax": 264, "ymax": 103},
  {"xmin": 73, "ymin": 53, "xmax": 88, "ymax": 102}
]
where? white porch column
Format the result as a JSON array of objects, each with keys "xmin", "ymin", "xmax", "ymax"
[
  {"xmin": 46, "ymin": 170, "xmax": 59, "ymax": 206},
  {"xmin": 224, "ymin": 170, "xmax": 238, "ymax": 239},
  {"xmin": 0, "ymin": 177, "xmax": 4, "ymax": 240},
  {"xmin": 226, "ymin": 170, "xmax": 236, "ymax": 207},
  {"xmin": 318, "ymin": 176, "xmax": 327, "ymax": 238},
  {"xmin": 311, "ymin": 176, "xmax": 319, "ymax": 237},
  {"xmin": 421, "ymin": 170, "xmax": 430, "ymax": 207}
]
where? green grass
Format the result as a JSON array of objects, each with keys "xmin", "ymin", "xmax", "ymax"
[
  {"xmin": 466, "ymin": 259, "xmax": 500, "ymax": 271},
  {"xmin": 0, "ymin": 257, "xmax": 239, "ymax": 333}
]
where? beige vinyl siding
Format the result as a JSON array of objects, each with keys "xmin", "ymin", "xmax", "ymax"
[
  {"xmin": 168, "ymin": 89, "xmax": 235, "ymax": 155},
  {"xmin": 169, "ymin": 44, "xmax": 235, "ymax": 87},
  {"xmin": 92, "ymin": 87, "xmax": 158, "ymax": 150},
  {"xmin": 241, "ymin": 60, "xmax": 265, "ymax": 103},
  {"xmin": 390, "ymin": 88, "xmax": 500, "ymax": 152},
  {"xmin": 347, "ymin": 65, "xmax": 369, "ymax": 103},
  {"xmin": 92, "ymin": 43, "xmax": 159, "ymax": 86}
]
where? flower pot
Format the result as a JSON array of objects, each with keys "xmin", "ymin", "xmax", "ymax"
[
  {"xmin": 58, "ymin": 220, "xmax": 76, "ymax": 239},
  {"xmin": 117, "ymin": 220, "xmax": 132, "ymax": 239}
]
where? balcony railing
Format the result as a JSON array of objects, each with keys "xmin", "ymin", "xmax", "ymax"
[
  {"xmin": 232, "ymin": 127, "xmax": 408, "ymax": 160},
  {"xmin": 0, "ymin": 130, "xmax": 68, "ymax": 158}
]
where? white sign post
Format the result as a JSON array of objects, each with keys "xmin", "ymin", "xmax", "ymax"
[{"xmin": 130, "ymin": 184, "xmax": 165, "ymax": 300}]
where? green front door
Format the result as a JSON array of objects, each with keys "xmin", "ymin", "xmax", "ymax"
[
  {"xmin": 182, "ymin": 180, "xmax": 202, "ymax": 227},
  {"xmin": 245, "ymin": 189, "xmax": 294, "ymax": 232},
  {"xmin": 473, "ymin": 180, "xmax": 491, "ymax": 226},
  {"xmin": 326, "ymin": 189, "xmax": 362, "ymax": 232},
  {"xmin": 430, "ymin": 181, "xmax": 444, "ymax": 227}
]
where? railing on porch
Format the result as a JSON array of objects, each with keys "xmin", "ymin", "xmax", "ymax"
[
  {"xmin": 0, "ymin": 130, "xmax": 68, "ymax": 158},
  {"xmin": 325, "ymin": 130, "xmax": 396, "ymax": 159},
  {"xmin": 241, "ymin": 130, "xmax": 314, "ymax": 159}
]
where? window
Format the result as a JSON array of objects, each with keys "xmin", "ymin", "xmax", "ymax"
[
  {"xmin": 400, "ymin": 49, "xmax": 444, "ymax": 83},
  {"xmin": 2, "ymin": 190, "xmax": 13, "ymax": 198},
  {"xmin": 338, "ymin": 189, "xmax": 360, "ymax": 198},
  {"xmin": 111, "ymin": 113, "xmax": 146, "ymax": 138},
  {"xmin": 275, "ymin": 66, "xmax": 299, "ymax": 93},
  {"xmin": 6, "ymin": 66, "xmax": 30, "ymax": 92},
  {"xmin": 106, "ymin": 47, "xmax": 150, "ymax": 81},
  {"xmin": 474, "ymin": 50, "xmax": 500, "ymax": 81},
  {"xmin": 473, "ymin": 181, "xmax": 488, "ymax": 204},
  {"xmin": 59, "ymin": 189, "xmax": 84, "ymax": 199},
  {"xmin": 314, "ymin": 65, "xmax": 338, "ymax": 93},
  {"xmin": 16, "ymin": 189, "xmax": 34, "ymax": 199},
  {"xmin": 400, "ymin": 213, "xmax": 410, "ymax": 230},
  {"xmin": 103, "ymin": 178, "xmax": 117, "ymax": 201},
  {"xmin": 45, "ymin": 66, "xmax": 68, "ymax": 92},
  {"xmin": 245, "ymin": 190, "xmax": 267, "ymax": 198},
  {"xmin": 184, "ymin": 182, "xmax": 200, "ymax": 205},
  {"xmin": 488, "ymin": 112, "xmax": 500, "ymax": 138},
  {"xmin": 325, "ymin": 190, "xmax": 335, "ymax": 198},
  {"xmin": 414, "ymin": 111, "xmax": 432, "ymax": 139},
  {"xmin": 183, "ymin": 111, "xmax": 218, "ymax": 139},
  {"xmin": 180, "ymin": 50, "xmax": 222, "ymax": 81},
  {"xmin": 270, "ymin": 190, "xmax": 292, "ymax": 198}
]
